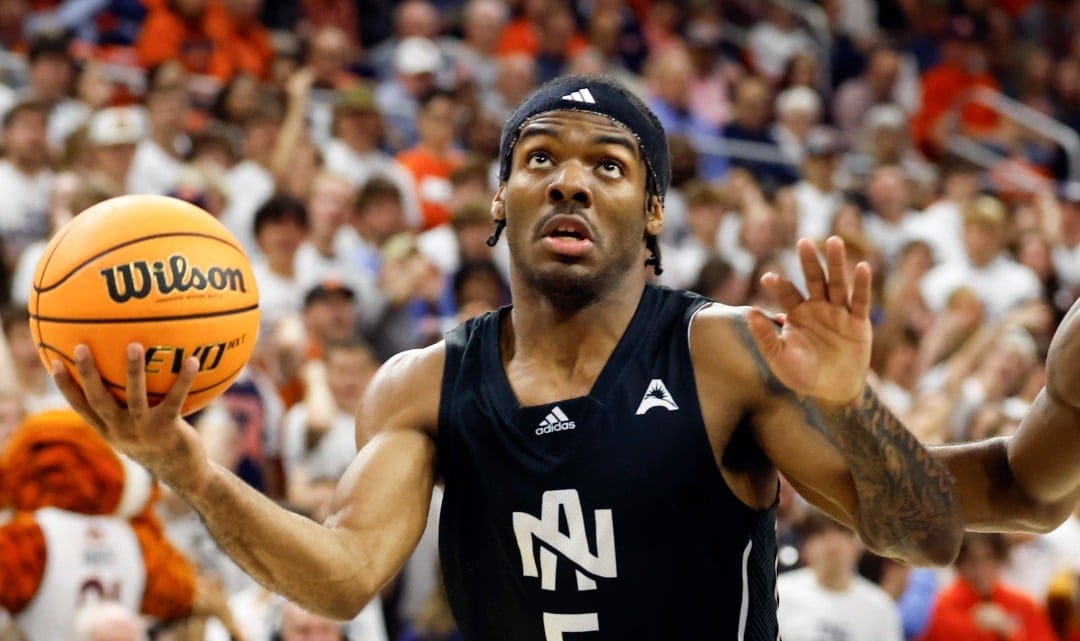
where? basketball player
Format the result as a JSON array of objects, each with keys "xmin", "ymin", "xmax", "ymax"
[{"xmin": 54, "ymin": 76, "xmax": 1080, "ymax": 640}]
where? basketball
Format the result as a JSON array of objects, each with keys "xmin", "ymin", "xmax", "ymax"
[{"xmin": 28, "ymin": 195, "xmax": 260, "ymax": 415}]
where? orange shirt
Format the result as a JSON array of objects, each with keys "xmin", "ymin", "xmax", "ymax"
[
  {"xmin": 136, "ymin": 3, "xmax": 234, "ymax": 81},
  {"xmin": 919, "ymin": 579, "xmax": 1060, "ymax": 641},
  {"xmin": 397, "ymin": 146, "xmax": 464, "ymax": 230},
  {"xmin": 206, "ymin": 2, "xmax": 274, "ymax": 80},
  {"xmin": 495, "ymin": 18, "xmax": 590, "ymax": 58},
  {"xmin": 912, "ymin": 64, "xmax": 1001, "ymax": 156}
]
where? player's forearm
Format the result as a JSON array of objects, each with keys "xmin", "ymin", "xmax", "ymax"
[
  {"xmin": 169, "ymin": 460, "xmax": 376, "ymax": 619},
  {"xmin": 817, "ymin": 386, "xmax": 964, "ymax": 565}
]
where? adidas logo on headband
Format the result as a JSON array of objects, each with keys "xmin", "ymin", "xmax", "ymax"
[{"xmin": 562, "ymin": 88, "xmax": 596, "ymax": 104}]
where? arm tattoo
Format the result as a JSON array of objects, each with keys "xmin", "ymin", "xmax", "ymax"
[{"xmin": 732, "ymin": 317, "xmax": 962, "ymax": 563}]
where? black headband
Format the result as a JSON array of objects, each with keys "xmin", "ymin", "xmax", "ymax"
[{"xmin": 498, "ymin": 76, "xmax": 671, "ymax": 203}]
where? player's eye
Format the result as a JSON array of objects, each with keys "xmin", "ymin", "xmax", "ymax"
[
  {"xmin": 526, "ymin": 152, "xmax": 553, "ymax": 169},
  {"xmin": 598, "ymin": 159, "xmax": 623, "ymax": 178}
]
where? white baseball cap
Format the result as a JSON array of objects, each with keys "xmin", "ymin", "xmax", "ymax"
[
  {"xmin": 395, "ymin": 36, "xmax": 441, "ymax": 76},
  {"xmin": 87, "ymin": 107, "xmax": 144, "ymax": 146}
]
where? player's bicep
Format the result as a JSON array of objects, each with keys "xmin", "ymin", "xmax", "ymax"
[
  {"xmin": 751, "ymin": 397, "xmax": 860, "ymax": 529},
  {"xmin": 323, "ymin": 428, "xmax": 436, "ymax": 593},
  {"xmin": 322, "ymin": 343, "xmax": 442, "ymax": 592}
]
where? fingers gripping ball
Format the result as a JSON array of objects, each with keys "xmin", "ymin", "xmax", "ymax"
[{"xmin": 28, "ymin": 195, "xmax": 260, "ymax": 415}]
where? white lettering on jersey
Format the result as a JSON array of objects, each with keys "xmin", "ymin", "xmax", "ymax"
[
  {"xmin": 543, "ymin": 613, "xmax": 600, "ymax": 641},
  {"xmin": 513, "ymin": 489, "xmax": 617, "ymax": 591},
  {"xmin": 513, "ymin": 490, "xmax": 616, "ymax": 638},
  {"xmin": 16, "ymin": 508, "xmax": 146, "ymax": 641}
]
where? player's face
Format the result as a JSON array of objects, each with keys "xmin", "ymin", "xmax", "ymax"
[{"xmin": 497, "ymin": 111, "xmax": 661, "ymax": 310}]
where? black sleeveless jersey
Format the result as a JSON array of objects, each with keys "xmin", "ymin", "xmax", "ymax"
[{"xmin": 437, "ymin": 284, "xmax": 779, "ymax": 641}]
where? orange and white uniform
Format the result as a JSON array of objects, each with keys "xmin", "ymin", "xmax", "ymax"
[{"xmin": 0, "ymin": 411, "xmax": 197, "ymax": 639}]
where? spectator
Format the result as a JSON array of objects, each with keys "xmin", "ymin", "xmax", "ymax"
[
  {"xmin": 250, "ymin": 195, "xmax": 308, "ymax": 336},
  {"xmin": 442, "ymin": 0, "xmax": 507, "ymax": 92},
  {"xmin": 19, "ymin": 32, "xmax": 88, "ymax": 152},
  {"xmin": 210, "ymin": 0, "xmax": 273, "ymax": 80},
  {"xmin": 482, "ymin": 53, "xmax": 536, "ymax": 120},
  {"xmin": 772, "ymin": 86, "xmax": 824, "ymax": 165},
  {"xmin": 861, "ymin": 164, "xmax": 922, "ymax": 266},
  {"xmin": 127, "ymin": 83, "xmax": 189, "ymax": 195},
  {"xmin": 84, "ymin": 106, "xmax": 144, "ymax": 195},
  {"xmin": 221, "ymin": 102, "xmax": 282, "ymax": 253},
  {"xmin": 495, "ymin": 0, "xmax": 587, "ymax": 60},
  {"xmin": 832, "ymin": 46, "xmax": 915, "ymax": 144},
  {"xmin": 792, "ymin": 127, "xmax": 845, "ymax": 241},
  {"xmin": 720, "ymin": 76, "xmax": 798, "ymax": 194},
  {"xmin": 396, "ymin": 89, "xmax": 464, "ymax": 230},
  {"xmin": 281, "ymin": 339, "xmax": 378, "ymax": 512},
  {"xmin": 346, "ymin": 177, "xmax": 411, "ymax": 280},
  {"xmin": 0, "ymin": 306, "xmax": 65, "ymax": 413},
  {"xmin": 919, "ymin": 533, "xmax": 1058, "ymax": 641},
  {"xmin": 921, "ymin": 195, "xmax": 1043, "ymax": 320},
  {"xmin": 777, "ymin": 509, "xmax": 904, "ymax": 641},
  {"xmin": 307, "ymin": 26, "xmax": 359, "ymax": 92},
  {"xmin": 368, "ymin": 0, "xmax": 443, "ymax": 83},
  {"xmin": 658, "ymin": 180, "xmax": 727, "ymax": 290},
  {"xmin": 911, "ymin": 16, "xmax": 1002, "ymax": 158},
  {"xmin": 377, "ymin": 36, "xmax": 442, "ymax": 152},
  {"xmin": 321, "ymin": 84, "xmax": 421, "ymax": 226},
  {"xmin": 136, "ymin": 0, "xmax": 234, "ymax": 81},
  {"xmin": 745, "ymin": 5, "xmax": 814, "ymax": 81},
  {"xmin": 418, "ymin": 198, "xmax": 503, "ymax": 281},
  {"xmin": 0, "ymin": 101, "xmax": 53, "ymax": 268},
  {"xmin": 645, "ymin": 46, "xmax": 727, "ymax": 180},
  {"xmin": 532, "ymin": 4, "xmax": 578, "ymax": 84}
]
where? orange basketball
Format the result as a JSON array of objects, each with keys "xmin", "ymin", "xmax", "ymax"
[{"xmin": 28, "ymin": 195, "xmax": 260, "ymax": 415}]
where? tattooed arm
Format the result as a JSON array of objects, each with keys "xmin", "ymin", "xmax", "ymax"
[{"xmin": 691, "ymin": 239, "xmax": 963, "ymax": 566}]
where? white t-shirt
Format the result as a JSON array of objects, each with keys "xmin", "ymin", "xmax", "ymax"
[
  {"xmin": 920, "ymin": 255, "xmax": 1042, "ymax": 320},
  {"xmin": 127, "ymin": 138, "xmax": 184, "ymax": 195},
  {"xmin": 222, "ymin": 159, "xmax": 276, "ymax": 256},
  {"xmin": 778, "ymin": 568, "xmax": 904, "ymax": 641},
  {"xmin": 0, "ymin": 160, "xmax": 53, "ymax": 262},
  {"xmin": 281, "ymin": 404, "xmax": 358, "ymax": 482},
  {"xmin": 250, "ymin": 257, "xmax": 305, "ymax": 337},
  {"xmin": 794, "ymin": 180, "xmax": 843, "ymax": 241},
  {"xmin": 904, "ymin": 200, "xmax": 966, "ymax": 265},
  {"xmin": 321, "ymin": 138, "xmax": 422, "ymax": 228},
  {"xmin": 861, "ymin": 209, "xmax": 922, "ymax": 267}
]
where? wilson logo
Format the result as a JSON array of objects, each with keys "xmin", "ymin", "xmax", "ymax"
[{"xmin": 99, "ymin": 254, "xmax": 247, "ymax": 303}]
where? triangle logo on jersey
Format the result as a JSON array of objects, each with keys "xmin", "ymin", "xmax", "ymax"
[
  {"xmin": 635, "ymin": 379, "xmax": 679, "ymax": 415},
  {"xmin": 561, "ymin": 88, "xmax": 597, "ymax": 104}
]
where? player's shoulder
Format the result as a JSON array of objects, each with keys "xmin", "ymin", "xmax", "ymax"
[
  {"xmin": 687, "ymin": 301, "xmax": 758, "ymax": 356},
  {"xmin": 687, "ymin": 302, "xmax": 773, "ymax": 392},
  {"xmin": 358, "ymin": 342, "xmax": 447, "ymax": 441}
]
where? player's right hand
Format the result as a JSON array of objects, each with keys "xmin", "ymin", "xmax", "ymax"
[{"xmin": 51, "ymin": 343, "xmax": 207, "ymax": 487}]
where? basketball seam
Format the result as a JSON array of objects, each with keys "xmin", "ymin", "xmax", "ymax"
[
  {"xmin": 34, "ymin": 231, "xmax": 246, "ymax": 293},
  {"xmin": 38, "ymin": 342, "xmax": 247, "ymax": 397},
  {"xmin": 33, "ymin": 221, "xmax": 79, "ymax": 365},
  {"xmin": 30, "ymin": 303, "xmax": 259, "ymax": 324}
]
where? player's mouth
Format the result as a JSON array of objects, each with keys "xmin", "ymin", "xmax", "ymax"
[{"xmin": 538, "ymin": 214, "xmax": 595, "ymax": 257}]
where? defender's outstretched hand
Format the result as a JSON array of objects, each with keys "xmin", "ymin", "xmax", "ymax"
[
  {"xmin": 51, "ymin": 343, "xmax": 206, "ymax": 486},
  {"xmin": 747, "ymin": 236, "xmax": 873, "ymax": 405}
]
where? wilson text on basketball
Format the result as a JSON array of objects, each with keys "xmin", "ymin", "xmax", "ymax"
[{"xmin": 99, "ymin": 254, "xmax": 247, "ymax": 303}]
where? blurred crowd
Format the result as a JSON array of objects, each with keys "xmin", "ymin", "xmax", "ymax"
[{"xmin": 0, "ymin": 0, "xmax": 1080, "ymax": 639}]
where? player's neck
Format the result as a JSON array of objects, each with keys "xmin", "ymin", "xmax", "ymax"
[{"xmin": 506, "ymin": 277, "xmax": 646, "ymax": 372}]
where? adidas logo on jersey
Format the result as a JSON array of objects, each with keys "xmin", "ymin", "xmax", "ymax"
[
  {"xmin": 536, "ymin": 406, "xmax": 576, "ymax": 435},
  {"xmin": 635, "ymin": 379, "xmax": 679, "ymax": 415},
  {"xmin": 561, "ymin": 88, "xmax": 596, "ymax": 104}
]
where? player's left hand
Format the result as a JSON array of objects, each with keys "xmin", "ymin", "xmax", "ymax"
[{"xmin": 747, "ymin": 236, "xmax": 872, "ymax": 406}]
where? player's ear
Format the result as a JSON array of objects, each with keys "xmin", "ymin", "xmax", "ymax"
[
  {"xmin": 645, "ymin": 194, "xmax": 663, "ymax": 237},
  {"xmin": 492, "ymin": 185, "xmax": 506, "ymax": 223}
]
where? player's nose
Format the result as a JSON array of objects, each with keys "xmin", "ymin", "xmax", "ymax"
[{"xmin": 546, "ymin": 161, "xmax": 592, "ymax": 209}]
